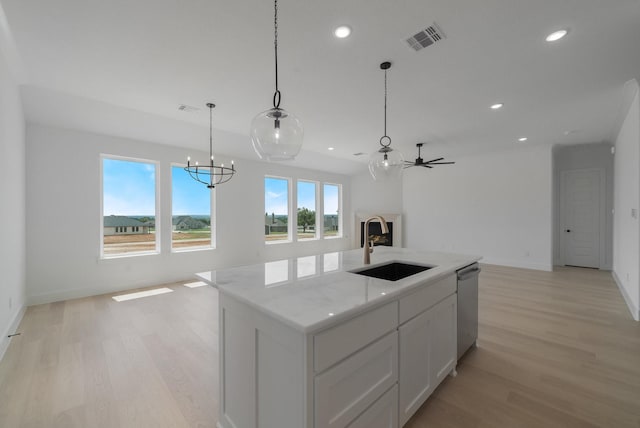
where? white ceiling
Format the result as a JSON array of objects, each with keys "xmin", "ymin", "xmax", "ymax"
[{"xmin": 2, "ymin": 0, "xmax": 640, "ymax": 175}]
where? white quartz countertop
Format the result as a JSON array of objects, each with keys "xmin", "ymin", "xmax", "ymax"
[{"xmin": 197, "ymin": 247, "xmax": 481, "ymax": 333}]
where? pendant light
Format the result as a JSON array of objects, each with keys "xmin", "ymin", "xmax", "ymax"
[
  {"xmin": 250, "ymin": 0, "xmax": 303, "ymax": 161},
  {"xmin": 369, "ymin": 61, "xmax": 404, "ymax": 180},
  {"xmin": 185, "ymin": 103, "xmax": 235, "ymax": 189}
]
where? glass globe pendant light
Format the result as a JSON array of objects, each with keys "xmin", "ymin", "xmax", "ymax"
[
  {"xmin": 369, "ymin": 61, "xmax": 404, "ymax": 180},
  {"xmin": 250, "ymin": 0, "xmax": 303, "ymax": 161}
]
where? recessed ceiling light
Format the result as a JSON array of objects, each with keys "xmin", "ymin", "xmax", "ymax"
[
  {"xmin": 518, "ymin": 137, "xmax": 528, "ymax": 142},
  {"xmin": 490, "ymin": 103, "xmax": 504, "ymax": 110},
  {"xmin": 327, "ymin": 147, "xmax": 335, "ymax": 151},
  {"xmin": 546, "ymin": 29, "xmax": 568, "ymax": 42},
  {"xmin": 334, "ymin": 25, "xmax": 352, "ymax": 39}
]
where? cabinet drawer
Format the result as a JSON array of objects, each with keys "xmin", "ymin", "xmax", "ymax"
[
  {"xmin": 399, "ymin": 274, "xmax": 456, "ymax": 324},
  {"xmin": 314, "ymin": 301, "xmax": 398, "ymax": 373},
  {"xmin": 314, "ymin": 331, "xmax": 398, "ymax": 428},
  {"xmin": 348, "ymin": 384, "xmax": 398, "ymax": 428}
]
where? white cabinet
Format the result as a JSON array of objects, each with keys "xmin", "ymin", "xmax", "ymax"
[
  {"xmin": 217, "ymin": 273, "xmax": 458, "ymax": 428},
  {"xmin": 398, "ymin": 293, "xmax": 457, "ymax": 426},
  {"xmin": 430, "ymin": 293, "xmax": 457, "ymax": 385},
  {"xmin": 349, "ymin": 384, "xmax": 398, "ymax": 428},
  {"xmin": 315, "ymin": 331, "xmax": 398, "ymax": 428}
]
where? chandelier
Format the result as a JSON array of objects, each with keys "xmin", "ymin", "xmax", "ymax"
[
  {"xmin": 185, "ymin": 103, "xmax": 235, "ymax": 189},
  {"xmin": 250, "ymin": 0, "xmax": 304, "ymax": 161},
  {"xmin": 369, "ymin": 61, "xmax": 404, "ymax": 180}
]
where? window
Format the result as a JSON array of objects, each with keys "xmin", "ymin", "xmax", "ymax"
[
  {"xmin": 102, "ymin": 156, "xmax": 158, "ymax": 257},
  {"xmin": 171, "ymin": 165, "xmax": 213, "ymax": 250},
  {"xmin": 297, "ymin": 180, "xmax": 317, "ymax": 240},
  {"xmin": 265, "ymin": 177, "xmax": 290, "ymax": 243},
  {"xmin": 323, "ymin": 183, "xmax": 341, "ymax": 238}
]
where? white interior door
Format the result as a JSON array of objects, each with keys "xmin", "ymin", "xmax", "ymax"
[{"xmin": 560, "ymin": 169, "xmax": 603, "ymax": 268}]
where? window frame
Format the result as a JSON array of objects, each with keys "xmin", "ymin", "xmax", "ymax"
[
  {"xmin": 322, "ymin": 182, "xmax": 343, "ymax": 239},
  {"xmin": 296, "ymin": 179, "xmax": 319, "ymax": 241},
  {"xmin": 264, "ymin": 175, "xmax": 292, "ymax": 244},
  {"xmin": 170, "ymin": 162, "xmax": 216, "ymax": 253},
  {"xmin": 100, "ymin": 154, "xmax": 161, "ymax": 259}
]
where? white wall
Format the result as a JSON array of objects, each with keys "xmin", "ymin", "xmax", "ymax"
[
  {"xmin": 0, "ymin": 46, "xmax": 26, "ymax": 358},
  {"xmin": 612, "ymin": 80, "xmax": 640, "ymax": 320},
  {"xmin": 403, "ymin": 145, "xmax": 553, "ymax": 271},
  {"xmin": 26, "ymin": 124, "xmax": 352, "ymax": 305},
  {"xmin": 552, "ymin": 143, "xmax": 614, "ymax": 269}
]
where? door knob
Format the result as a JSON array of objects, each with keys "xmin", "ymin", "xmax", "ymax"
[{"xmin": 565, "ymin": 229, "xmax": 571, "ymax": 232}]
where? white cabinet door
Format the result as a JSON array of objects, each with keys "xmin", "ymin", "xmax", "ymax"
[
  {"xmin": 348, "ymin": 385, "xmax": 398, "ymax": 428},
  {"xmin": 315, "ymin": 331, "xmax": 398, "ymax": 428},
  {"xmin": 398, "ymin": 307, "xmax": 432, "ymax": 426},
  {"xmin": 398, "ymin": 293, "xmax": 457, "ymax": 426},
  {"xmin": 430, "ymin": 294, "xmax": 457, "ymax": 385}
]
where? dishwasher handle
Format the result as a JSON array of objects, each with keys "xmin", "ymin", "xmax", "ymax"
[{"xmin": 457, "ymin": 264, "xmax": 481, "ymax": 281}]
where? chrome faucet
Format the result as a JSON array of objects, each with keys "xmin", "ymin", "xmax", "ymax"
[{"xmin": 363, "ymin": 215, "xmax": 389, "ymax": 264}]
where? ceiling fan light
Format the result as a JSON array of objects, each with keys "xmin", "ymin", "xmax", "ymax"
[{"xmin": 251, "ymin": 107, "xmax": 303, "ymax": 161}]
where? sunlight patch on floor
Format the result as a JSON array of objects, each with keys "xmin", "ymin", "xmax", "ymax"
[
  {"xmin": 183, "ymin": 281, "xmax": 207, "ymax": 288},
  {"xmin": 112, "ymin": 287, "xmax": 174, "ymax": 302}
]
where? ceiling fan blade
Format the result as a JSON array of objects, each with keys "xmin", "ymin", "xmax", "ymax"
[
  {"xmin": 424, "ymin": 157, "xmax": 444, "ymax": 163},
  {"xmin": 427, "ymin": 161, "xmax": 455, "ymax": 165},
  {"xmin": 422, "ymin": 164, "xmax": 433, "ymax": 168}
]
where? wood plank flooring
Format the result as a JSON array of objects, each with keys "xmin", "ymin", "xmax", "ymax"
[{"xmin": 0, "ymin": 265, "xmax": 638, "ymax": 427}]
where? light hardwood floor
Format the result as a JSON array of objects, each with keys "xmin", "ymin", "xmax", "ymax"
[{"xmin": 0, "ymin": 265, "xmax": 639, "ymax": 427}]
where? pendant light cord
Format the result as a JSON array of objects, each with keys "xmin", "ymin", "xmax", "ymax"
[
  {"xmin": 380, "ymin": 67, "xmax": 391, "ymax": 148},
  {"xmin": 209, "ymin": 104, "xmax": 213, "ymax": 161},
  {"xmin": 272, "ymin": 0, "xmax": 281, "ymax": 109},
  {"xmin": 383, "ymin": 69, "xmax": 387, "ymax": 138}
]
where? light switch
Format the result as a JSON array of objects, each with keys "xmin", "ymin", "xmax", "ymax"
[{"xmin": 632, "ymin": 208, "xmax": 638, "ymax": 219}]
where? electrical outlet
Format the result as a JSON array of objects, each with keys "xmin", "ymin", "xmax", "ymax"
[{"xmin": 632, "ymin": 208, "xmax": 638, "ymax": 219}]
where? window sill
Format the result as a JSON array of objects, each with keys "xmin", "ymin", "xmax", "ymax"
[
  {"xmin": 265, "ymin": 239, "xmax": 292, "ymax": 245},
  {"xmin": 171, "ymin": 246, "xmax": 215, "ymax": 254},
  {"xmin": 100, "ymin": 251, "xmax": 160, "ymax": 261}
]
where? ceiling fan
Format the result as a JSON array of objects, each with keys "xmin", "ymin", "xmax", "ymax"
[{"xmin": 404, "ymin": 143, "xmax": 455, "ymax": 169}]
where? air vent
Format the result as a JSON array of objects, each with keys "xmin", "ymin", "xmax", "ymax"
[
  {"xmin": 405, "ymin": 23, "xmax": 446, "ymax": 52},
  {"xmin": 178, "ymin": 104, "xmax": 200, "ymax": 113},
  {"xmin": 353, "ymin": 152, "xmax": 366, "ymax": 156}
]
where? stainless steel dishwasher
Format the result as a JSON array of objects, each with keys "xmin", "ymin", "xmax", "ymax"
[{"xmin": 457, "ymin": 263, "xmax": 480, "ymax": 359}]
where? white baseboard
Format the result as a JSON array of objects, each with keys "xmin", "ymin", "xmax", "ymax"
[
  {"xmin": 480, "ymin": 257, "xmax": 553, "ymax": 272},
  {"xmin": 0, "ymin": 305, "xmax": 26, "ymax": 363},
  {"xmin": 612, "ymin": 271, "xmax": 640, "ymax": 321}
]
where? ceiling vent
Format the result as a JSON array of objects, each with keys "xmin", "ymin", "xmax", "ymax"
[
  {"xmin": 405, "ymin": 23, "xmax": 446, "ymax": 52},
  {"xmin": 178, "ymin": 104, "xmax": 200, "ymax": 113}
]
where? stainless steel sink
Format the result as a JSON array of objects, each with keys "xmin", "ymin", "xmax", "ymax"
[{"xmin": 350, "ymin": 262, "xmax": 434, "ymax": 281}]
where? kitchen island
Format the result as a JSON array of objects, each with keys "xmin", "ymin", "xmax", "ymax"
[{"xmin": 197, "ymin": 247, "xmax": 480, "ymax": 428}]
